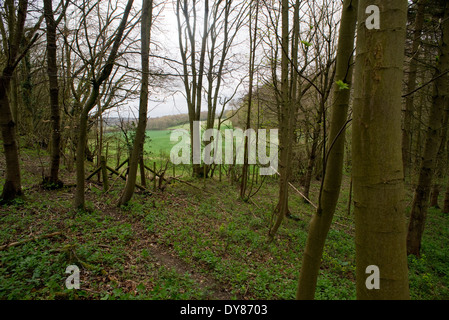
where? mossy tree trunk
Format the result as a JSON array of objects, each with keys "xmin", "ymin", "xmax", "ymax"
[{"xmin": 352, "ymin": 0, "xmax": 410, "ymax": 299}]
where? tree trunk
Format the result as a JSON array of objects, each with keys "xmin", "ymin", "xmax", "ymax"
[
  {"xmin": 118, "ymin": 0, "xmax": 153, "ymax": 206},
  {"xmin": 352, "ymin": 0, "xmax": 410, "ymax": 299},
  {"xmin": 302, "ymin": 109, "xmax": 322, "ymax": 201},
  {"xmin": 444, "ymin": 134, "xmax": 449, "ymax": 214},
  {"xmin": 407, "ymin": 2, "xmax": 449, "ymax": 257},
  {"xmin": 297, "ymin": 0, "xmax": 358, "ymax": 300},
  {"xmin": 241, "ymin": 0, "xmax": 258, "ymax": 200},
  {"xmin": 402, "ymin": 0, "xmax": 426, "ymax": 179},
  {"xmin": 0, "ymin": 77, "xmax": 23, "ymax": 203},
  {"xmin": 430, "ymin": 107, "xmax": 449, "ymax": 208},
  {"xmin": 44, "ymin": 0, "xmax": 62, "ymax": 186},
  {"xmin": 0, "ymin": 0, "xmax": 29, "ymax": 203},
  {"xmin": 443, "ymin": 181, "xmax": 449, "ymax": 213},
  {"xmin": 268, "ymin": 0, "xmax": 293, "ymax": 240}
]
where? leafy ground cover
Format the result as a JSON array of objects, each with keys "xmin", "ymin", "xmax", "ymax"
[{"xmin": 0, "ymin": 148, "xmax": 448, "ymax": 300}]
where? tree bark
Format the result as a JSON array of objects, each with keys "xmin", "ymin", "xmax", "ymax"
[
  {"xmin": 407, "ymin": 1, "xmax": 449, "ymax": 256},
  {"xmin": 444, "ymin": 180, "xmax": 449, "ymax": 213},
  {"xmin": 352, "ymin": 0, "xmax": 410, "ymax": 299},
  {"xmin": 430, "ymin": 106, "xmax": 449, "ymax": 208},
  {"xmin": 43, "ymin": 0, "xmax": 62, "ymax": 186},
  {"xmin": 302, "ymin": 108, "xmax": 323, "ymax": 201},
  {"xmin": 0, "ymin": 0, "xmax": 29, "ymax": 203},
  {"xmin": 297, "ymin": 0, "xmax": 358, "ymax": 300},
  {"xmin": 118, "ymin": 0, "xmax": 153, "ymax": 206},
  {"xmin": 0, "ymin": 78, "xmax": 22, "ymax": 203},
  {"xmin": 268, "ymin": 0, "xmax": 293, "ymax": 240}
]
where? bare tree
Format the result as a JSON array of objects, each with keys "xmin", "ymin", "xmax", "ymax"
[
  {"xmin": 175, "ymin": 0, "xmax": 246, "ymax": 177},
  {"xmin": 74, "ymin": 0, "xmax": 135, "ymax": 210},
  {"xmin": 240, "ymin": 0, "xmax": 259, "ymax": 199},
  {"xmin": 118, "ymin": 0, "xmax": 154, "ymax": 206}
]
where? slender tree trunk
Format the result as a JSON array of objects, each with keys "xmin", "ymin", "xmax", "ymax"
[
  {"xmin": 444, "ymin": 135, "xmax": 449, "ymax": 214},
  {"xmin": 430, "ymin": 107, "xmax": 449, "ymax": 208},
  {"xmin": 402, "ymin": 0, "xmax": 426, "ymax": 179},
  {"xmin": 176, "ymin": 0, "xmax": 210, "ymax": 178},
  {"xmin": 302, "ymin": 108, "xmax": 322, "ymax": 201},
  {"xmin": 444, "ymin": 178, "xmax": 449, "ymax": 213},
  {"xmin": 268, "ymin": 0, "xmax": 292, "ymax": 240},
  {"xmin": 297, "ymin": 0, "xmax": 358, "ymax": 300},
  {"xmin": 352, "ymin": 0, "xmax": 410, "ymax": 299},
  {"xmin": 10, "ymin": 73, "xmax": 19, "ymax": 124},
  {"xmin": 241, "ymin": 0, "xmax": 258, "ymax": 199},
  {"xmin": 407, "ymin": 2, "xmax": 449, "ymax": 257},
  {"xmin": 0, "ymin": 78, "xmax": 23, "ymax": 202},
  {"xmin": 118, "ymin": 0, "xmax": 153, "ymax": 206},
  {"xmin": 0, "ymin": 0, "xmax": 29, "ymax": 203},
  {"xmin": 414, "ymin": 92, "xmax": 425, "ymax": 169},
  {"xmin": 74, "ymin": 91, "xmax": 98, "ymax": 209},
  {"xmin": 407, "ymin": 4, "xmax": 449, "ymax": 256},
  {"xmin": 44, "ymin": 0, "xmax": 62, "ymax": 186}
]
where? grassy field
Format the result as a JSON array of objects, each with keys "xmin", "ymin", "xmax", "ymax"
[
  {"xmin": 144, "ymin": 130, "xmax": 176, "ymax": 157},
  {"xmin": 102, "ymin": 120, "xmax": 235, "ymax": 164},
  {"xmin": 103, "ymin": 130, "xmax": 174, "ymax": 160},
  {"xmin": 0, "ymin": 147, "xmax": 448, "ymax": 300}
]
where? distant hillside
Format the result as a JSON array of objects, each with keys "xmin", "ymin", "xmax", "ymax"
[
  {"xmin": 147, "ymin": 112, "xmax": 208, "ymax": 130},
  {"xmin": 103, "ymin": 112, "xmax": 231, "ymax": 131}
]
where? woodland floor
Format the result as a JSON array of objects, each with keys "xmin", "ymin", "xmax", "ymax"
[{"xmin": 0, "ymin": 146, "xmax": 449, "ymax": 300}]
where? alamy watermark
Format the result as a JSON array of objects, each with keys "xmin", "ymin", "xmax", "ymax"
[
  {"xmin": 65, "ymin": 265, "xmax": 80, "ymax": 290},
  {"xmin": 366, "ymin": 265, "xmax": 380, "ymax": 290},
  {"xmin": 169, "ymin": 121, "xmax": 278, "ymax": 176},
  {"xmin": 366, "ymin": 5, "xmax": 380, "ymax": 30}
]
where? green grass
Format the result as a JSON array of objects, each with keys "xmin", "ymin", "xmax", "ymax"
[
  {"xmin": 102, "ymin": 119, "xmax": 235, "ymax": 162},
  {"xmin": 140, "ymin": 179, "xmax": 357, "ymax": 300},
  {"xmin": 144, "ymin": 130, "xmax": 177, "ymax": 157},
  {"xmin": 103, "ymin": 130, "xmax": 175, "ymax": 159}
]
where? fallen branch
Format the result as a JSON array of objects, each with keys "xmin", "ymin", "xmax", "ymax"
[
  {"xmin": 270, "ymin": 167, "xmax": 318, "ymax": 209},
  {"xmin": 0, "ymin": 232, "xmax": 64, "ymax": 251},
  {"xmin": 170, "ymin": 176, "xmax": 213, "ymax": 194},
  {"xmin": 86, "ymin": 167, "xmax": 102, "ymax": 181},
  {"xmin": 106, "ymin": 166, "xmax": 151, "ymax": 193},
  {"xmin": 106, "ymin": 165, "xmax": 129, "ymax": 193}
]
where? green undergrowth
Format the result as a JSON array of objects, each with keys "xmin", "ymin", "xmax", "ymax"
[{"xmin": 1, "ymin": 151, "xmax": 448, "ymax": 300}]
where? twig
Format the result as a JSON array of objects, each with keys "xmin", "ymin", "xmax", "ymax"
[
  {"xmin": 0, "ymin": 232, "xmax": 64, "ymax": 251},
  {"xmin": 106, "ymin": 166, "xmax": 151, "ymax": 193},
  {"xmin": 106, "ymin": 165, "xmax": 129, "ymax": 193},
  {"xmin": 270, "ymin": 167, "xmax": 318, "ymax": 209},
  {"xmin": 170, "ymin": 176, "xmax": 213, "ymax": 194}
]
